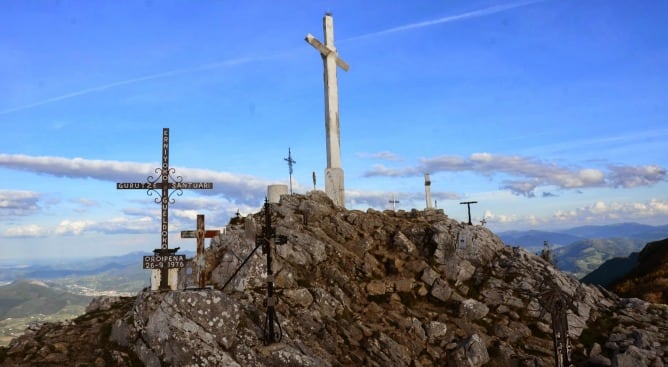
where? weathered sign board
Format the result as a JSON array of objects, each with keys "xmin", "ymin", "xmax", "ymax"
[{"xmin": 143, "ymin": 254, "xmax": 186, "ymax": 269}]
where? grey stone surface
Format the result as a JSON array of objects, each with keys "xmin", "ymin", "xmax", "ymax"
[{"xmin": 2, "ymin": 192, "xmax": 667, "ymax": 367}]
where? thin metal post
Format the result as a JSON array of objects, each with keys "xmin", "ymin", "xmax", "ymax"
[{"xmin": 460, "ymin": 201, "xmax": 478, "ymax": 225}]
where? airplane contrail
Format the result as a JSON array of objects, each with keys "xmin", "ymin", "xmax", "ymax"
[
  {"xmin": 342, "ymin": 0, "xmax": 545, "ymax": 42},
  {"xmin": 0, "ymin": 0, "xmax": 543, "ymax": 115},
  {"xmin": 0, "ymin": 56, "xmax": 267, "ymax": 115}
]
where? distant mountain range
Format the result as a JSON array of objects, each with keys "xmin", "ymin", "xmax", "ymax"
[
  {"xmin": 0, "ymin": 251, "xmax": 194, "ymax": 292},
  {"xmin": 498, "ymin": 222, "xmax": 668, "ymax": 279}
]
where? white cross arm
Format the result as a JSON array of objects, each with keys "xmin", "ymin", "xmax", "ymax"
[{"xmin": 305, "ymin": 34, "xmax": 350, "ymax": 72}]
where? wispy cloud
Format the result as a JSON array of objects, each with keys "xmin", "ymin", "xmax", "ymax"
[
  {"xmin": 0, "ymin": 154, "xmax": 269, "ymax": 205},
  {"xmin": 356, "ymin": 151, "xmax": 403, "ymax": 161},
  {"xmin": 3, "ymin": 195, "xmax": 241, "ymax": 238},
  {"xmin": 0, "ymin": 190, "xmax": 41, "ymax": 217},
  {"xmin": 0, "ymin": 56, "xmax": 266, "ymax": 115},
  {"xmin": 552, "ymin": 199, "xmax": 668, "ymax": 224},
  {"xmin": 3, "ymin": 224, "xmax": 49, "ymax": 237},
  {"xmin": 483, "ymin": 198, "xmax": 668, "ymax": 229},
  {"xmin": 363, "ymin": 152, "xmax": 667, "ymax": 197},
  {"xmin": 607, "ymin": 165, "xmax": 666, "ymax": 188},
  {"xmin": 1, "ymin": 1, "xmax": 544, "ymax": 116},
  {"xmin": 343, "ymin": 0, "xmax": 545, "ymax": 42}
]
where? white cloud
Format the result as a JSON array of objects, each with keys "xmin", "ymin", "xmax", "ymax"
[
  {"xmin": 482, "ymin": 209, "xmax": 518, "ymax": 224},
  {"xmin": 76, "ymin": 198, "xmax": 99, "ymax": 207},
  {"xmin": 3, "ymin": 224, "xmax": 49, "ymax": 237},
  {"xmin": 363, "ymin": 152, "xmax": 666, "ymax": 197},
  {"xmin": 0, "ymin": 154, "xmax": 271, "ymax": 205},
  {"xmin": 608, "ymin": 165, "xmax": 666, "ymax": 188},
  {"xmin": 52, "ymin": 217, "xmax": 158, "ymax": 236},
  {"xmin": 484, "ymin": 198, "xmax": 668, "ymax": 230},
  {"xmin": 356, "ymin": 151, "xmax": 403, "ymax": 161},
  {"xmin": 0, "ymin": 190, "xmax": 41, "ymax": 217},
  {"xmin": 55, "ymin": 219, "xmax": 95, "ymax": 235}
]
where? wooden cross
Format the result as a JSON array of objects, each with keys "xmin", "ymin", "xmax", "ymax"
[
  {"xmin": 116, "ymin": 128, "xmax": 213, "ymax": 291},
  {"xmin": 305, "ymin": 13, "xmax": 349, "ymax": 207},
  {"xmin": 181, "ymin": 214, "xmax": 220, "ymax": 289}
]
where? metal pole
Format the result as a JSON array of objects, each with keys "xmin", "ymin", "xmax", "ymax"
[{"xmin": 460, "ymin": 201, "xmax": 478, "ymax": 225}]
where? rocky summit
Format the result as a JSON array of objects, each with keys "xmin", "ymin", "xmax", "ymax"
[{"xmin": 1, "ymin": 191, "xmax": 667, "ymax": 366}]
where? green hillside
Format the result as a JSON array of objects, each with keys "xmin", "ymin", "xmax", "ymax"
[
  {"xmin": 0, "ymin": 280, "xmax": 93, "ymax": 346},
  {"xmin": 553, "ymin": 238, "xmax": 646, "ymax": 279},
  {"xmin": 0, "ymin": 280, "xmax": 92, "ymax": 319}
]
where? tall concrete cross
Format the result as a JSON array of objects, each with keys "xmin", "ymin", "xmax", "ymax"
[
  {"xmin": 424, "ymin": 173, "xmax": 433, "ymax": 209},
  {"xmin": 181, "ymin": 214, "xmax": 220, "ymax": 289},
  {"xmin": 116, "ymin": 128, "xmax": 213, "ymax": 291},
  {"xmin": 388, "ymin": 194, "xmax": 400, "ymax": 211},
  {"xmin": 305, "ymin": 13, "xmax": 349, "ymax": 207}
]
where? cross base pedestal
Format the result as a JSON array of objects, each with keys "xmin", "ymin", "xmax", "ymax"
[
  {"xmin": 325, "ymin": 167, "xmax": 344, "ymax": 207},
  {"xmin": 152, "ymin": 248, "xmax": 180, "ymax": 291}
]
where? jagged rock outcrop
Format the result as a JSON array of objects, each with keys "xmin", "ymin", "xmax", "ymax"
[
  {"xmin": 0, "ymin": 296, "xmax": 141, "ymax": 366},
  {"xmin": 1, "ymin": 191, "xmax": 667, "ymax": 366},
  {"xmin": 611, "ymin": 238, "xmax": 668, "ymax": 304}
]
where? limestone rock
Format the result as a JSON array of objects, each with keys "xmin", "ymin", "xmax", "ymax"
[
  {"xmin": 448, "ymin": 334, "xmax": 490, "ymax": 367},
  {"xmin": 2, "ymin": 193, "xmax": 667, "ymax": 367},
  {"xmin": 86, "ymin": 295, "xmax": 122, "ymax": 313},
  {"xmin": 430, "ymin": 278, "xmax": 453, "ymax": 302},
  {"xmin": 459, "ymin": 298, "xmax": 490, "ymax": 320}
]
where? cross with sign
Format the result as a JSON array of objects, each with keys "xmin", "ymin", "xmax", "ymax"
[
  {"xmin": 181, "ymin": 214, "xmax": 220, "ymax": 289},
  {"xmin": 116, "ymin": 128, "xmax": 213, "ymax": 291}
]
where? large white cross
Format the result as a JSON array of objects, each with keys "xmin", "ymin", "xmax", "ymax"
[{"xmin": 305, "ymin": 13, "xmax": 349, "ymax": 207}]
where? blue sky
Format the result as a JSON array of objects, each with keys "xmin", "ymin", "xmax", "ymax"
[{"xmin": 1, "ymin": 0, "xmax": 667, "ymax": 260}]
